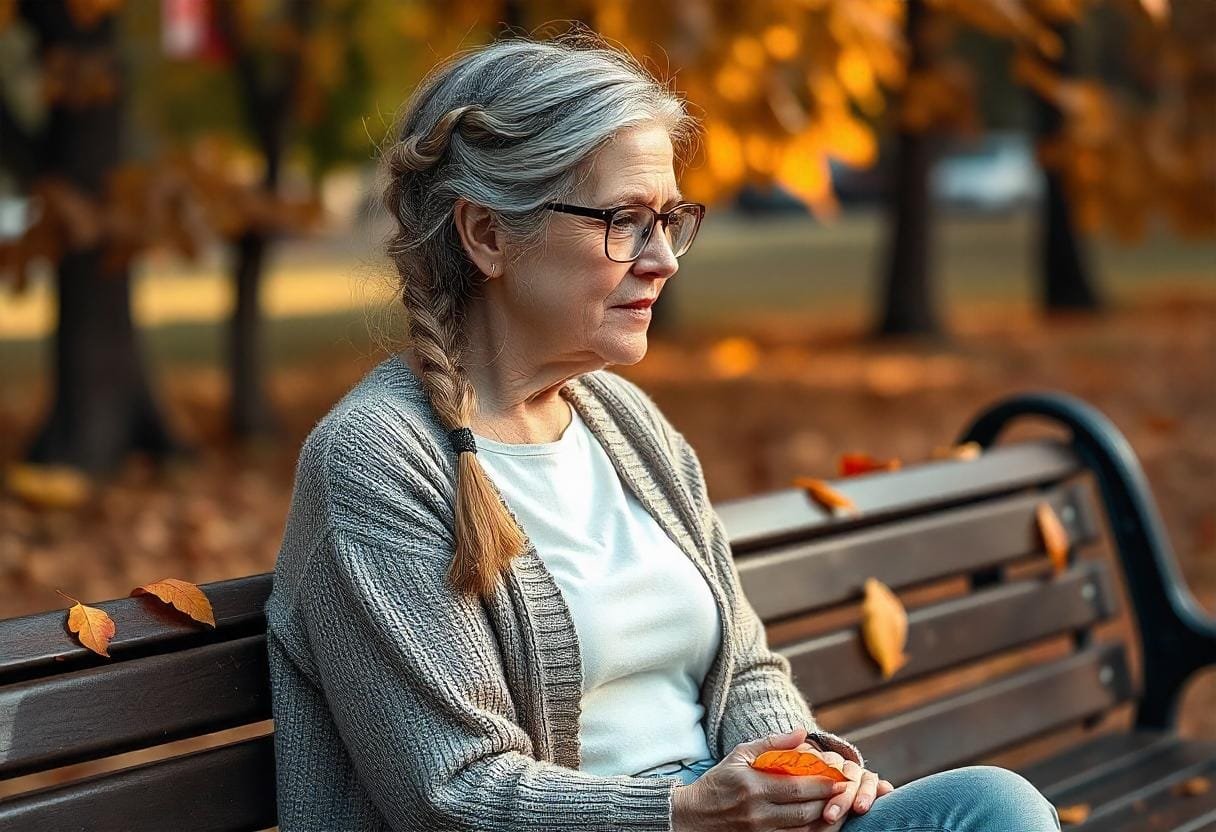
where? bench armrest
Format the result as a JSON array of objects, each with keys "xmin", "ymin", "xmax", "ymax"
[{"xmin": 958, "ymin": 390, "xmax": 1216, "ymax": 731}]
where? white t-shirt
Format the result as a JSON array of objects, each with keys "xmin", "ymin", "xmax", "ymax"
[{"xmin": 473, "ymin": 399, "xmax": 722, "ymax": 777}]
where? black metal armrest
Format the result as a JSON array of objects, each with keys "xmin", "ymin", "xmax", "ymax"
[{"xmin": 957, "ymin": 390, "xmax": 1216, "ymax": 731}]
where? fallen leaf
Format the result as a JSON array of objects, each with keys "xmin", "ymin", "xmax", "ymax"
[
  {"xmin": 1036, "ymin": 502, "xmax": 1070, "ymax": 577},
  {"xmin": 792, "ymin": 476, "xmax": 859, "ymax": 516},
  {"xmin": 1173, "ymin": 775, "xmax": 1211, "ymax": 797},
  {"xmin": 5, "ymin": 463, "xmax": 92, "ymax": 510},
  {"xmin": 930, "ymin": 441, "xmax": 982, "ymax": 461},
  {"xmin": 838, "ymin": 452, "xmax": 902, "ymax": 477},
  {"xmin": 752, "ymin": 750, "xmax": 849, "ymax": 781},
  {"xmin": 861, "ymin": 577, "xmax": 909, "ymax": 679},
  {"xmin": 1056, "ymin": 803, "xmax": 1090, "ymax": 825},
  {"xmin": 131, "ymin": 578, "xmax": 216, "ymax": 627},
  {"xmin": 56, "ymin": 589, "xmax": 116, "ymax": 657}
]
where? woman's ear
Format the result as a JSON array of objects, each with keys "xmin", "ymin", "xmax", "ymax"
[{"xmin": 453, "ymin": 198, "xmax": 503, "ymax": 279}]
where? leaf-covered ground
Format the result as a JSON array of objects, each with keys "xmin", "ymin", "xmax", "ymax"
[{"xmin": 2, "ymin": 293, "xmax": 1212, "ymax": 754}]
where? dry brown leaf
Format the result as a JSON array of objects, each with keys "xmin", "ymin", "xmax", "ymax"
[
  {"xmin": 792, "ymin": 476, "xmax": 859, "ymax": 516},
  {"xmin": 5, "ymin": 463, "xmax": 92, "ymax": 510},
  {"xmin": 930, "ymin": 441, "xmax": 982, "ymax": 461},
  {"xmin": 131, "ymin": 578, "xmax": 216, "ymax": 627},
  {"xmin": 861, "ymin": 577, "xmax": 909, "ymax": 679},
  {"xmin": 1173, "ymin": 775, "xmax": 1211, "ymax": 797},
  {"xmin": 1056, "ymin": 803, "xmax": 1090, "ymax": 825},
  {"xmin": 56, "ymin": 589, "xmax": 116, "ymax": 657},
  {"xmin": 838, "ymin": 452, "xmax": 902, "ymax": 477},
  {"xmin": 1036, "ymin": 502, "xmax": 1070, "ymax": 577}
]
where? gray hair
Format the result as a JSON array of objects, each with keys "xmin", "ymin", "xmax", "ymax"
[{"xmin": 380, "ymin": 31, "xmax": 696, "ymax": 598}]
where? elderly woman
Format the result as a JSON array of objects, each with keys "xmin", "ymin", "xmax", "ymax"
[{"xmin": 265, "ymin": 34, "xmax": 1062, "ymax": 832}]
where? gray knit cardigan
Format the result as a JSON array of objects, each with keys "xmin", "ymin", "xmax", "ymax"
[{"xmin": 265, "ymin": 353, "xmax": 866, "ymax": 831}]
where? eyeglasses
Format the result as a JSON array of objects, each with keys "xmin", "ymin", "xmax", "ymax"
[{"xmin": 545, "ymin": 201, "xmax": 706, "ymax": 263}]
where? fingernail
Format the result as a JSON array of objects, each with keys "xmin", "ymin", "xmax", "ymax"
[
  {"xmin": 857, "ymin": 799, "xmax": 870, "ymax": 811},
  {"xmin": 826, "ymin": 806, "xmax": 840, "ymax": 821}
]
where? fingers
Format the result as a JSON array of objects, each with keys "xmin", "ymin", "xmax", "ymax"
[
  {"xmin": 821, "ymin": 759, "xmax": 862, "ymax": 824},
  {"xmin": 877, "ymin": 778, "xmax": 895, "ymax": 796},
  {"xmin": 765, "ymin": 775, "xmax": 850, "ymax": 804},
  {"xmin": 850, "ymin": 770, "xmax": 880, "ymax": 814}
]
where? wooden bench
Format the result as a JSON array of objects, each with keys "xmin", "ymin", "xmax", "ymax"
[{"xmin": 2, "ymin": 391, "xmax": 1213, "ymax": 831}]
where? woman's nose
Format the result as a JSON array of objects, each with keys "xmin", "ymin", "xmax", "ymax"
[{"xmin": 632, "ymin": 225, "xmax": 679, "ymax": 279}]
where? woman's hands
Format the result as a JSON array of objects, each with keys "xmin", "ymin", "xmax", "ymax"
[
  {"xmin": 671, "ymin": 727, "xmax": 849, "ymax": 832},
  {"xmin": 670, "ymin": 727, "xmax": 896, "ymax": 831},
  {"xmin": 806, "ymin": 747, "xmax": 895, "ymax": 829}
]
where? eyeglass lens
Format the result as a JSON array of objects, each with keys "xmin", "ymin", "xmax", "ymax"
[{"xmin": 606, "ymin": 206, "xmax": 701, "ymax": 262}]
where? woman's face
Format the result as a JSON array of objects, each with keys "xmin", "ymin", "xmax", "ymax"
[{"xmin": 501, "ymin": 122, "xmax": 682, "ymax": 370}]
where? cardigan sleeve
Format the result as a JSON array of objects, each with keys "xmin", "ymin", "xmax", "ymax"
[{"xmin": 281, "ymin": 410, "xmax": 679, "ymax": 832}]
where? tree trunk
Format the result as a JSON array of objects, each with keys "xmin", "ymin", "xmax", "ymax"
[
  {"xmin": 873, "ymin": 0, "xmax": 946, "ymax": 340},
  {"xmin": 22, "ymin": 2, "xmax": 178, "ymax": 473},
  {"xmin": 228, "ymin": 231, "xmax": 277, "ymax": 436},
  {"xmin": 1033, "ymin": 23, "xmax": 1102, "ymax": 312}
]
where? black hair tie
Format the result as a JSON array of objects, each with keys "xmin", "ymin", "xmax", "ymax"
[{"xmin": 449, "ymin": 426, "xmax": 477, "ymax": 455}]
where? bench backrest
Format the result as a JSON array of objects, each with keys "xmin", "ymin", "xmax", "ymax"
[{"xmin": 0, "ymin": 437, "xmax": 1141, "ymax": 831}]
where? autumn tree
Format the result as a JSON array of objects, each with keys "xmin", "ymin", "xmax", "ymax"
[{"xmin": 0, "ymin": 0, "xmax": 180, "ymax": 472}]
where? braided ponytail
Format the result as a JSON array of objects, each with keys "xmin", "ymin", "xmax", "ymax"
[{"xmin": 380, "ymin": 31, "xmax": 694, "ymax": 600}]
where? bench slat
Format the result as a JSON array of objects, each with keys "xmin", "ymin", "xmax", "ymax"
[
  {"xmin": 0, "ymin": 636, "xmax": 269, "ymax": 779},
  {"xmin": 1019, "ymin": 730, "xmax": 1179, "ymax": 799},
  {"xmin": 1098, "ymin": 763, "xmax": 1216, "ymax": 831},
  {"xmin": 844, "ymin": 643, "xmax": 1135, "ymax": 785},
  {"xmin": 740, "ymin": 481, "xmax": 1102, "ymax": 620},
  {"xmin": 0, "ymin": 734, "xmax": 276, "ymax": 832},
  {"xmin": 785, "ymin": 561, "xmax": 1120, "ymax": 706},
  {"xmin": 0, "ymin": 574, "xmax": 271, "ymax": 686},
  {"xmin": 719, "ymin": 439, "xmax": 1082, "ymax": 552},
  {"xmin": 1048, "ymin": 738, "xmax": 1216, "ymax": 831}
]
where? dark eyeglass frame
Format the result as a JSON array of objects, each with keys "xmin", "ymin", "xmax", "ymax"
[{"xmin": 544, "ymin": 201, "xmax": 707, "ymax": 263}]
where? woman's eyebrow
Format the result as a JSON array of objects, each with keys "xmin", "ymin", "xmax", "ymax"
[{"xmin": 610, "ymin": 191, "xmax": 685, "ymax": 207}]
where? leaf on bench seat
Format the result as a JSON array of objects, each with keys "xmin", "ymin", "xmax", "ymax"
[
  {"xmin": 1036, "ymin": 502, "xmax": 1070, "ymax": 577},
  {"xmin": 792, "ymin": 476, "xmax": 859, "ymax": 516},
  {"xmin": 1056, "ymin": 803, "xmax": 1091, "ymax": 825},
  {"xmin": 930, "ymin": 441, "xmax": 982, "ymax": 461},
  {"xmin": 56, "ymin": 589, "xmax": 116, "ymax": 657},
  {"xmin": 1174, "ymin": 775, "xmax": 1211, "ymax": 797},
  {"xmin": 752, "ymin": 750, "xmax": 850, "ymax": 781},
  {"xmin": 838, "ymin": 452, "xmax": 902, "ymax": 477},
  {"xmin": 861, "ymin": 578, "xmax": 909, "ymax": 679},
  {"xmin": 131, "ymin": 578, "xmax": 216, "ymax": 627}
]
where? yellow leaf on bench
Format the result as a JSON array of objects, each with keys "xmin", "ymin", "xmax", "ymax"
[
  {"xmin": 1056, "ymin": 803, "xmax": 1090, "ymax": 825},
  {"xmin": 56, "ymin": 589, "xmax": 116, "ymax": 658},
  {"xmin": 930, "ymin": 441, "xmax": 982, "ymax": 461},
  {"xmin": 861, "ymin": 577, "xmax": 909, "ymax": 679},
  {"xmin": 131, "ymin": 578, "xmax": 216, "ymax": 627},
  {"xmin": 792, "ymin": 477, "xmax": 859, "ymax": 516},
  {"xmin": 1036, "ymin": 502, "xmax": 1070, "ymax": 577}
]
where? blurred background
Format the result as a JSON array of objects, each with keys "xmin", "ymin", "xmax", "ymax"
[{"xmin": 0, "ymin": 0, "xmax": 1212, "ymax": 749}]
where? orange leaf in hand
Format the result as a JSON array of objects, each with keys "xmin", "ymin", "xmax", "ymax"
[
  {"xmin": 131, "ymin": 578, "xmax": 216, "ymax": 627},
  {"xmin": 1036, "ymin": 502, "xmax": 1070, "ymax": 577},
  {"xmin": 792, "ymin": 477, "xmax": 859, "ymax": 517},
  {"xmin": 56, "ymin": 589, "xmax": 116, "ymax": 657},
  {"xmin": 752, "ymin": 750, "xmax": 849, "ymax": 782}
]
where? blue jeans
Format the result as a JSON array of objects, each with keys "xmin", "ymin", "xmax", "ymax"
[{"xmin": 636, "ymin": 759, "xmax": 1062, "ymax": 831}]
